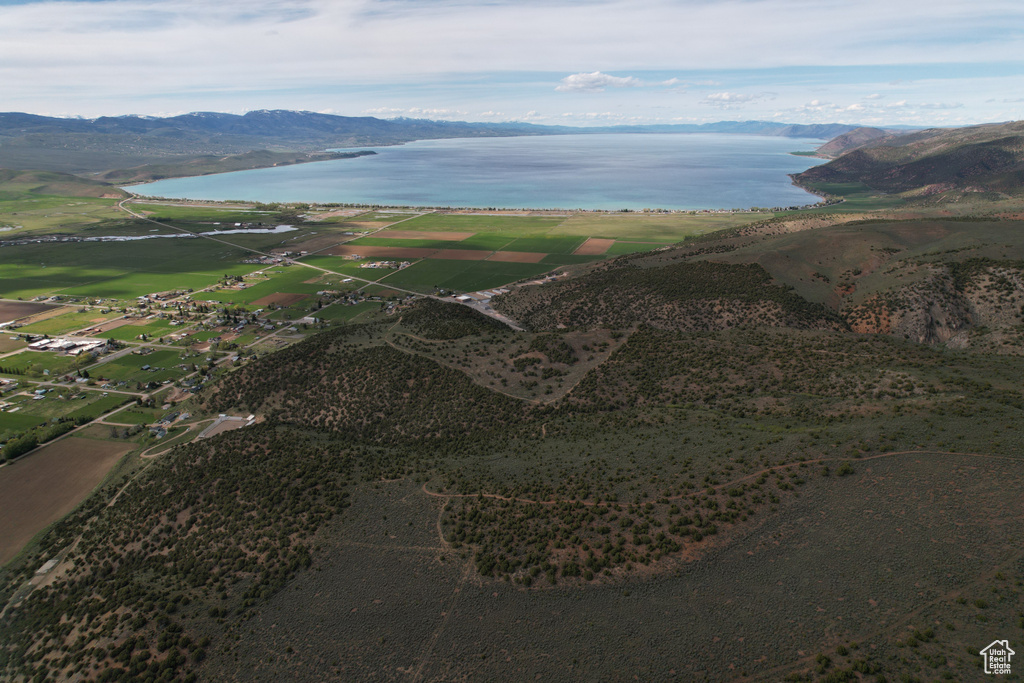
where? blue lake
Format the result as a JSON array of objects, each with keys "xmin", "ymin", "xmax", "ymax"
[{"xmin": 132, "ymin": 134, "xmax": 827, "ymax": 211}]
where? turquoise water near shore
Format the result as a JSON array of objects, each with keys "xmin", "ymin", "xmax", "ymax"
[{"xmin": 132, "ymin": 133, "xmax": 827, "ymax": 211}]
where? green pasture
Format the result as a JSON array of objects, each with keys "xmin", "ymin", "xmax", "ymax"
[
  {"xmin": 103, "ymin": 318, "xmax": 176, "ymax": 342},
  {"xmin": 373, "ymin": 259, "xmax": 467, "ymax": 291},
  {"xmin": 301, "ymin": 274, "xmax": 363, "ymax": 292},
  {"xmin": 798, "ymin": 182, "xmax": 906, "ymax": 213},
  {"xmin": 128, "ymin": 202, "xmax": 275, "ymax": 223},
  {"xmin": 348, "ymin": 237, "xmax": 451, "ymax": 249},
  {"xmin": 172, "ymin": 330, "xmax": 221, "ymax": 345},
  {"xmin": 449, "ymin": 234, "xmax": 515, "ymax": 251},
  {"xmin": 0, "ymin": 351, "xmax": 83, "ymax": 377},
  {"xmin": 296, "ymin": 256, "xmax": 399, "ymax": 281},
  {"xmin": 551, "ymin": 212, "xmax": 761, "ymax": 240},
  {"xmin": 93, "ymin": 349, "xmax": 189, "ymax": 384},
  {"xmin": 65, "ymin": 393, "xmax": 131, "ymax": 421},
  {"xmin": 0, "ymin": 239, "xmax": 254, "ymax": 300},
  {"xmin": 391, "ymin": 214, "xmax": 566, "ymax": 236},
  {"xmin": 502, "ymin": 235, "xmax": 586, "ymax": 254},
  {"xmin": 191, "ymin": 266, "xmax": 325, "ymax": 306},
  {"xmin": 18, "ymin": 309, "xmax": 121, "ymax": 336},
  {"xmin": 378, "ymin": 258, "xmax": 551, "ymax": 293},
  {"xmin": 0, "ymin": 194, "xmax": 124, "ymax": 234},
  {"xmin": 231, "ymin": 333, "xmax": 258, "ymax": 346},
  {"xmin": 0, "ymin": 411, "xmax": 45, "ymax": 436},
  {"xmin": 107, "ymin": 407, "xmax": 164, "ymax": 425},
  {"xmin": 9, "ymin": 390, "xmax": 78, "ymax": 419},
  {"xmin": 198, "ymin": 226, "xmax": 321, "ymax": 252},
  {"xmin": 314, "ymin": 301, "xmax": 381, "ymax": 322}
]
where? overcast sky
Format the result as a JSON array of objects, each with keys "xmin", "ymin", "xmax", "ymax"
[{"xmin": 2, "ymin": 0, "xmax": 1023, "ymax": 126}]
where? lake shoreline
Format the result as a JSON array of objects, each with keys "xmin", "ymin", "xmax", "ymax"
[{"xmin": 128, "ymin": 134, "xmax": 830, "ymax": 212}]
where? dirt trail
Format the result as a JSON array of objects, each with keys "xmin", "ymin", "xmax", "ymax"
[{"xmin": 409, "ymin": 559, "xmax": 474, "ymax": 683}]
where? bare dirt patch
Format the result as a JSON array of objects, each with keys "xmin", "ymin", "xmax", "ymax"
[
  {"xmin": 93, "ymin": 318, "xmax": 135, "ymax": 333},
  {"xmin": 251, "ymin": 292, "xmax": 309, "ymax": 307},
  {"xmin": 200, "ymin": 418, "xmax": 249, "ymax": 440},
  {"xmin": 5, "ymin": 304, "xmax": 67, "ymax": 325},
  {"xmin": 377, "ymin": 230, "xmax": 475, "ymax": 241},
  {"xmin": 325, "ymin": 245, "xmax": 436, "ymax": 259},
  {"xmin": 572, "ymin": 237, "xmax": 615, "ymax": 256},
  {"xmin": 0, "ymin": 438, "xmax": 133, "ymax": 565},
  {"xmin": 486, "ymin": 251, "xmax": 547, "ymax": 263},
  {"xmin": 425, "ymin": 250, "xmax": 489, "ymax": 261},
  {"xmin": 307, "ymin": 209, "xmax": 364, "ymax": 221}
]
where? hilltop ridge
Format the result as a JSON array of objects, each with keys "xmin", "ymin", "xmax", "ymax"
[
  {"xmin": 797, "ymin": 120, "xmax": 1024, "ymax": 201},
  {"xmin": 0, "ymin": 110, "xmax": 860, "ymax": 175}
]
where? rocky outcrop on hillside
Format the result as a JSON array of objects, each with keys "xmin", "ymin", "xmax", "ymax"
[{"xmin": 844, "ymin": 260, "xmax": 1024, "ymax": 348}]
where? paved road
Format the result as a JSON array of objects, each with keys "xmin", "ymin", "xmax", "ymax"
[{"xmin": 117, "ymin": 198, "xmax": 530, "ymax": 331}]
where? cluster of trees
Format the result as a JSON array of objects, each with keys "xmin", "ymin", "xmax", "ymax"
[
  {"xmin": 0, "ymin": 425, "xmax": 351, "ymax": 682},
  {"xmin": 205, "ymin": 326, "xmax": 529, "ymax": 448},
  {"xmin": 6, "ymin": 243, "xmax": 1024, "ymax": 679},
  {"xmin": 399, "ymin": 298, "xmax": 509, "ymax": 340},
  {"xmin": 495, "ymin": 260, "xmax": 843, "ymax": 332}
]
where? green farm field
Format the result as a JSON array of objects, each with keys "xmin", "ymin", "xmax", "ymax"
[
  {"xmin": 105, "ymin": 407, "xmax": 164, "ymax": 425},
  {"xmin": 63, "ymin": 393, "xmax": 132, "ymax": 421},
  {"xmin": 0, "ymin": 195, "xmax": 124, "ymax": 235},
  {"xmin": 503, "ymin": 235, "xmax": 586, "ymax": 254},
  {"xmin": 550, "ymin": 211, "xmax": 764, "ymax": 240},
  {"xmin": 92, "ymin": 349, "xmax": 190, "ymax": 384},
  {"xmin": 314, "ymin": 300, "xmax": 381, "ymax": 322},
  {"xmin": 0, "ymin": 351, "xmax": 84, "ymax": 377},
  {"xmin": 389, "ymin": 213, "xmax": 567, "ymax": 235},
  {"xmin": 378, "ymin": 258, "xmax": 551, "ymax": 293},
  {"xmin": 0, "ymin": 412, "xmax": 46, "ymax": 438},
  {"xmin": 295, "ymin": 257, "xmax": 381, "ymax": 279},
  {"xmin": 127, "ymin": 201, "xmax": 276, "ymax": 223},
  {"xmin": 5, "ymin": 389, "xmax": 126, "ymax": 422},
  {"xmin": 345, "ymin": 236, "xmax": 452, "ymax": 250},
  {"xmin": 17, "ymin": 309, "xmax": 121, "ymax": 336},
  {"xmin": 0, "ymin": 239, "xmax": 255, "ymax": 301},
  {"xmin": 102, "ymin": 318, "xmax": 177, "ymax": 342},
  {"xmin": 2, "ymin": 198, "xmax": 772, "ymax": 309}
]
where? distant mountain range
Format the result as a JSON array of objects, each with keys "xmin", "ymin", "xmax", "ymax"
[{"xmin": 0, "ymin": 110, "xmax": 861, "ymax": 174}]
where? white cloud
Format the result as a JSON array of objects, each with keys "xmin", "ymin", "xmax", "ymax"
[
  {"xmin": 555, "ymin": 72, "xmax": 642, "ymax": 93},
  {"xmin": 918, "ymin": 102, "xmax": 965, "ymax": 110},
  {"xmin": 0, "ymin": 0, "xmax": 1020, "ymax": 125},
  {"xmin": 703, "ymin": 92, "xmax": 774, "ymax": 109},
  {"xmin": 706, "ymin": 92, "xmax": 758, "ymax": 103},
  {"xmin": 363, "ymin": 106, "xmax": 469, "ymax": 119}
]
